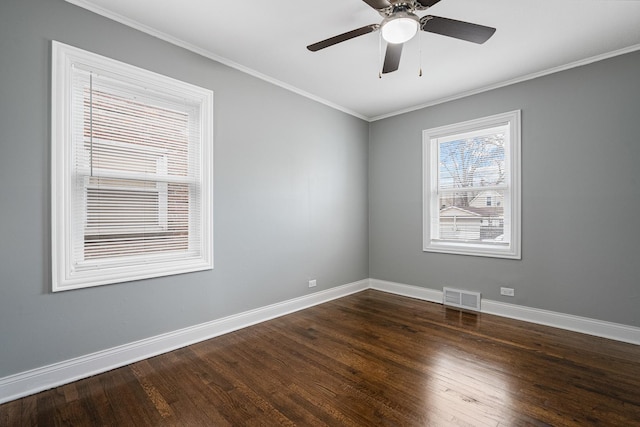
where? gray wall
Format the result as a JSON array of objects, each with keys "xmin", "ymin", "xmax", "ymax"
[
  {"xmin": 0, "ymin": 0, "xmax": 369, "ymax": 377},
  {"xmin": 1, "ymin": 0, "xmax": 639, "ymax": 383},
  {"xmin": 369, "ymin": 50, "xmax": 640, "ymax": 327}
]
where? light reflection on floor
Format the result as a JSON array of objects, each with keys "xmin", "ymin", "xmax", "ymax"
[{"xmin": 423, "ymin": 309, "xmax": 515, "ymax": 426}]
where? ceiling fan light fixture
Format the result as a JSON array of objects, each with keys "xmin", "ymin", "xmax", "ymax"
[{"xmin": 380, "ymin": 11, "xmax": 420, "ymax": 44}]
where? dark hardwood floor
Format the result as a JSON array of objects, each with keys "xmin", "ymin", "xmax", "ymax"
[{"xmin": 2, "ymin": 290, "xmax": 640, "ymax": 426}]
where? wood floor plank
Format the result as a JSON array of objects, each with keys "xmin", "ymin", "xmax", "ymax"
[{"xmin": 2, "ymin": 290, "xmax": 640, "ymax": 426}]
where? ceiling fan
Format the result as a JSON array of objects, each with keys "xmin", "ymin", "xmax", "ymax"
[{"xmin": 307, "ymin": 0, "xmax": 496, "ymax": 74}]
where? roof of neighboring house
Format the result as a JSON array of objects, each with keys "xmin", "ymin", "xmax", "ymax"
[
  {"xmin": 464, "ymin": 206, "xmax": 504, "ymax": 217},
  {"xmin": 440, "ymin": 205, "xmax": 503, "ymax": 217},
  {"xmin": 440, "ymin": 206, "xmax": 481, "ymax": 217}
]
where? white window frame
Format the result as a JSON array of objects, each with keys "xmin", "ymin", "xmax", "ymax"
[
  {"xmin": 51, "ymin": 41, "xmax": 214, "ymax": 291},
  {"xmin": 422, "ymin": 110, "xmax": 521, "ymax": 259}
]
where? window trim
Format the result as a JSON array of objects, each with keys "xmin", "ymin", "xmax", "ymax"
[
  {"xmin": 422, "ymin": 110, "xmax": 521, "ymax": 259},
  {"xmin": 51, "ymin": 41, "xmax": 214, "ymax": 292}
]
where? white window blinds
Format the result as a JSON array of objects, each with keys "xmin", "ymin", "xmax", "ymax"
[
  {"xmin": 72, "ymin": 69, "xmax": 201, "ymax": 263},
  {"xmin": 52, "ymin": 41, "xmax": 213, "ymax": 291}
]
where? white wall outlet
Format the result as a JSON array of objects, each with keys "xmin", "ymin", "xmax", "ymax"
[
  {"xmin": 308, "ymin": 279, "xmax": 317, "ymax": 288},
  {"xmin": 500, "ymin": 287, "xmax": 515, "ymax": 297}
]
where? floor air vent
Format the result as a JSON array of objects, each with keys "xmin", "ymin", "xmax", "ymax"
[{"xmin": 443, "ymin": 287, "xmax": 481, "ymax": 311}]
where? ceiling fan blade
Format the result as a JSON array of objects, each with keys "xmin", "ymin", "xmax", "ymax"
[
  {"xmin": 382, "ymin": 43, "xmax": 403, "ymax": 74},
  {"xmin": 420, "ymin": 15, "xmax": 496, "ymax": 44},
  {"xmin": 361, "ymin": 0, "xmax": 391, "ymax": 11},
  {"xmin": 415, "ymin": 0, "xmax": 442, "ymax": 8},
  {"xmin": 307, "ymin": 24, "xmax": 379, "ymax": 52}
]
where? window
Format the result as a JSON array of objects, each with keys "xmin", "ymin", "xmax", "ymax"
[
  {"xmin": 52, "ymin": 41, "xmax": 214, "ymax": 291},
  {"xmin": 423, "ymin": 111, "xmax": 521, "ymax": 259}
]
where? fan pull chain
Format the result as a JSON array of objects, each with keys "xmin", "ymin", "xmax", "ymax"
[
  {"xmin": 418, "ymin": 33, "xmax": 423, "ymax": 77},
  {"xmin": 378, "ymin": 31, "xmax": 382, "ymax": 79}
]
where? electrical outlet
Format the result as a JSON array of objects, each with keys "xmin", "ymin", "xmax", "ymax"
[
  {"xmin": 500, "ymin": 287, "xmax": 515, "ymax": 297},
  {"xmin": 308, "ymin": 279, "xmax": 317, "ymax": 288}
]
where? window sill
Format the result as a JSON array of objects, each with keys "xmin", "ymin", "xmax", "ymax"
[{"xmin": 423, "ymin": 241, "xmax": 521, "ymax": 259}]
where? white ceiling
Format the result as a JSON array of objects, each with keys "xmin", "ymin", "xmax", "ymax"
[{"xmin": 68, "ymin": 0, "xmax": 640, "ymax": 121}]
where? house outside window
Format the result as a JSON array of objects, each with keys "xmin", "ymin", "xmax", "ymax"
[
  {"xmin": 52, "ymin": 42, "xmax": 214, "ymax": 291},
  {"xmin": 423, "ymin": 111, "xmax": 521, "ymax": 259}
]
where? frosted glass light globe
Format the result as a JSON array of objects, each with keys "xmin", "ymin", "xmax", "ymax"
[{"xmin": 381, "ymin": 12, "xmax": 419, "ymax": 44}]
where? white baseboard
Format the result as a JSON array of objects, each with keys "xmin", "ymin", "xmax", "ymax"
[
  {"xmin": 369, "ymin": 278, "xmax": 640, "ymax": 346},
  {"xmin": 3, "ymin": 277, "xmax": 639, "ymax": 405},
  {"xmin": 481, "ymin": 299, "xmax": 640, "ymax": 345},
  {"xmin": 369, "ymin": 278, "xmax": 443, "ymax": 303},
  {"xmin": 0, "ymin": 279, "xmax": 368, "ymax": 404}
]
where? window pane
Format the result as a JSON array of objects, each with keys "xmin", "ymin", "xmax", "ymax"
[
  {"xmin": 437, "ymin": 190, "xmax": 506, "ymax": 244},
  {"xmin": 76, "ymin": 75, "xmax": 197, "ymax": 263},
  {"xmin": 84, "ymin": 178, "xmax": 191, "ymax": 260},
  {"xmin": 436, "ymin": 129, "xmax": 507, "ymax": 245},
  {"xmin": 86, "ymin": 88, "xmax": 190, "ymax": 178},
  {"xmin": 438, "ymin": 132, "xmax": 506, "ymax": 192}
]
